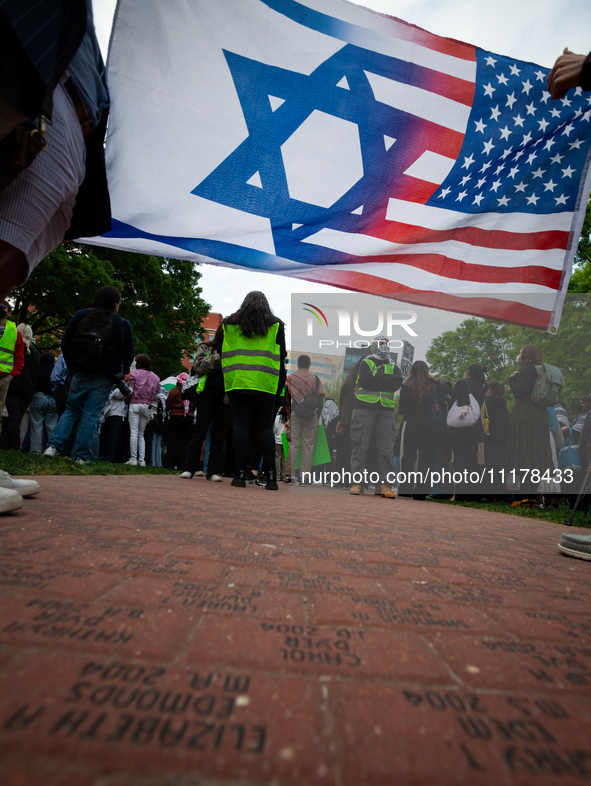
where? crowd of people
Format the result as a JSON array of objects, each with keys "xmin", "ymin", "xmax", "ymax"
[{"xmin": 2, "ymin": 291, "xmax": 591, "ymax": 517}]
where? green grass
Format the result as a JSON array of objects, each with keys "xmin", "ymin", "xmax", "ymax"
[
  {"xmin": 2, "ymin": 449, "xmax": 589, "ymax": 529},
  {"xmin": 427, "ymin": 496, "xmax": 591, "ymax": 529},
  {"xmin": 0, "ymin": 450, "xmax": 177, "ymax": 477}
]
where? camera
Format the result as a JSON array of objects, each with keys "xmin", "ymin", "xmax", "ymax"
[{"xmin": 113, "ymin": 371, "xmax": 132, "ymax": 397}]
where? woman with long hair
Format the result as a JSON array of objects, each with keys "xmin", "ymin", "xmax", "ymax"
[
  {"xmin": 221, "ymin": 291, "xmax": 287, "ymax": 490},
  {"xmin": 505, "ymin": 345, "xmax": 553, "ymax": 503},
  {"xmin": 398, "ymin": 360, "xmax": 446, "ymax": 499},
  {"xmin": 180, "ymin": 324, "xmax": 231, "ymax": 482}
]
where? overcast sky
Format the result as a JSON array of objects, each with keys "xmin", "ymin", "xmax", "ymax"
[{"xmin": 90, "ymin": 0, "xmax": 591, "ymax": 350}]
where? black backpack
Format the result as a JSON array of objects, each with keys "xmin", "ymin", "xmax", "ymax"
[
  {"xmin": 292, "ymin": 376, "xmax": 320, "ymax": 421},
  {"xmin": 70, "ymin": 309, "xmax": 116, "ymax": 372}
]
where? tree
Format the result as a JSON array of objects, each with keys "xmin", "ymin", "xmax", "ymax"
[
  {"xmin": 568, "ymin": 196, "xmax": 591, "ymax": 293},
  {"xmin": 425, "ymin": 318, "xmax": 514, "ymax": 382},
  {"xmin": 10, "ymin": 244, "xmax": 210, "ymax": 378}
]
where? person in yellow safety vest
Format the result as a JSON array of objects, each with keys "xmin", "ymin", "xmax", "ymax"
[
  {"xmin": 221, "ymin": 291, "xmax": 287, "ymax": 490},
  {"xmin": 0, "ymin": 301, "xmax": 24, "ymax": 437},
  {"xmin": 0, "ymin": 302, "xmax": 41, "ymax": 513},
  {"xmin": 349, "ymin": 336, "xmax": 403, "ymax": 498}
]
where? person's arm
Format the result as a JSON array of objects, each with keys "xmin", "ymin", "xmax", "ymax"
[
  {"xmin": 547, "ymin": 49, "xmax": 591, "ymax": 100},
  {"xmin": 453, "ymin": 379, "xmax": 469, "ymax": 407},
  {"xmin": 507, "ymin": 364, "xmax": 536, "ymax": 398},
  {"xmin": 397, "ymin": 384, "xmax": 409, "ymax": 416},
  {"xmin": 276, "ymin": 322, "xmax": 287, "ymax": 393},
  {"xmin": 122, "ymin": 320, "xmax": 134, "ymax": 374},
  {"xmin": 357, "ymin": 360, "xmax": 401, "ymax": 392},
  {"xmin": 11, "ymin": 331, "xmax": 24, "ymax": 376}
]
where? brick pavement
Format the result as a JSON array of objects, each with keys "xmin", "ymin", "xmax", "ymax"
[{"xmin": 1, "ymin": 475, "xmax": 591, "ymax": 785}]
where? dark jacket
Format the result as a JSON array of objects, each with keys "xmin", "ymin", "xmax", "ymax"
[
  {"xmin": 8, "ymin": 344, "xmax": 39, "ymax": 395},
  {"xmin": 399, "ymin": 380, "xmax": 446, "ymax": 435},
  {"xmin": 338, "ymin": 374, "xmax": 356, "ymax": 426},
  {"xmin": 508, "ymin": 362, "xmax": 549, "ymax": 428},
  {"xmin": 484, "ymin": 394, "xmax": 510, "ymax": 441},
  {"xmin": 61, "ymin": 307, "xmax": 134, "ymax": 380},
  {"xmin": 354, "ymin": 356, "xmax": 403, "ymax": 411},
  {"xmin": 37, "ymin": 356, "xmax": 55, "ymax": 396},
  {"xmin": 450, "ymin": 378, "xmax": 485, "ymax": 442}
]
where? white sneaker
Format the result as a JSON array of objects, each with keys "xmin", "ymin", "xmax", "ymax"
[
  {"xmin": 75, "ymin": 458, "xmax": 89, "ymax": 466},
  {"xmin": 179, "ymin": 471, "xmax": 192, "ymax": 479},
  {"xmin": 194, "ymin": 470, "xmax": 205, "ymax": 477},
  {"xmin": 0, "ymin": 470, "xmax": 40, "ymax": 497},
  {"xmin": 0, "ymin": 487, "xmax": 24, "ymax": 513},
  {"xmin": 208, "ymin": 474, "xmax": 223, "ymax": 482},
  {"xmin": 138, "ymin": 460, "xmax": 146, "ymax": 467},
  {"xmin": 125, "ymin": 458, "xmax": 138, "ymax": 466},
  {"xmin": 43, "ymin": 446, "xmax": 57, "ymax": 458}
]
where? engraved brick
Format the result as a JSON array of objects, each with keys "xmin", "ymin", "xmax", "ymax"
[
  {"xmin": 430, "ymin": 633, "xmax": 591, "ymax": 695},
  {"xmin": 186, "ymin": 616, "xmax": 453, "ymax": 682},
  {"xmin": 330, "ymin": 681, "xmax": 591, "ymax": 786},
  {"xmin": 0, "ymin": 651, "xmax": 333, "ymax": 784},
  {"xmin": 102, "ymin": 576, "xmax": 305, "ymax": 622}
]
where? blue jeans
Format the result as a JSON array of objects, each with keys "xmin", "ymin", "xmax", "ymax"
[
  {"xmin": 29, "ymin": 391, "xmax": 58, "ymax": 454},
  {"xmin": 48, "ymin": 373, "xmax": 113, "ymax": 461}
]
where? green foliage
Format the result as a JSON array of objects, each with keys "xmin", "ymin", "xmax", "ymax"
[
  {"xmin": 9, "ymin": 244, "xmax": 210, "ymax": 378},
  {"xmin": 425, "ymin": 295, "xmax": 591, "ymax": 414},
  {"xmin": 426, "ymin": 318, "xmax": 514, "ymax": 382},
  {"xmin": 568, "ymin": 197, "xmax": 591, "ymax": 293},
  {"xmin": 323, "ymin": 374, "xmax": 345, "ymax": 402}
]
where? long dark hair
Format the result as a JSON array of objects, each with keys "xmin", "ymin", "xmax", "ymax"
[
  {"xmin": 231, "ymin": 291, "xmax": 277, "ymax": 338},
  {"xmin": 403, "ymin": 360, "xmax": 434, "ymax": 404},
  {"xmin": 203, "ymin": 324, "xmax": 224, "ymax": 354},
  {"xmin": 346, "ymin": 357, "xmax": 365, "ymax": 383}
]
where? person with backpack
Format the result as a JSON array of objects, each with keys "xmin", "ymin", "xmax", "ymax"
[
  {"xmin": 349, "ymin": 337, "xmax": 403, "ymax": 497},
  {"xmin": 43, "ymin": 286, "xmax": 134, "ymax": 464},
  {"xmin": 398, "ymin": 361, "xmax": 446, "ymax": 500},
  {"xmin": 286, "ymin": 354, "xmax": 325, "ymax": 485},
  {"xmin": 505, "ymin": 345, "xmax": 556, "ymax": 505}
]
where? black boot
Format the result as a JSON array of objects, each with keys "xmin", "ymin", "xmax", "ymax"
[
  {"xmin": 231, "ymin": 457, "xmax": 246, "ymax": 488},
  {"xmin": 265, "ymin": 458, "xmax": 278, "ymax": 491}
]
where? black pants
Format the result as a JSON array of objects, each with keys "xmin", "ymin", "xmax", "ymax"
[
  {"xmin": 5, "ymin": 390, "xmax": 34, "ymax": 451},
  {"xmin": 165, "ymin": 416, "xmax": 193, "ymax": 469},
  {"xmin": 227, "ymin": 391, "xmax": 275, "ymax": 470},
  {"xmin": 99, "ymin": 415, "xmax": 123, "ymax": 463},
  {"xmin": 452, "ymin": 438, "xmax": 479, "ymax": 498},
  {"xmin": 399, "ymin": 426, "xmax": 437, "ymax": 498},
  {"xmin": 184, "ymin": 386, "xmax": 230, "ymax": 477}
]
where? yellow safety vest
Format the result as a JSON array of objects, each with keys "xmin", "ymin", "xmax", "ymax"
[
  {"xmin": 355, "ymin": 358, "xmax": 396, "ymax": 408},
  {"xmin": 221, "ymin": 322, "xmax": 281, "ymax": 394},
  {"xmin": 0, "ymin": 321, "xmax": 17, "ymax": 374}
]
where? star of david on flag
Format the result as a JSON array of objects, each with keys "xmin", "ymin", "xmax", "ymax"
[{"xmin": 85, "ymin": 0, "xmax": 591, "ymax": 331}]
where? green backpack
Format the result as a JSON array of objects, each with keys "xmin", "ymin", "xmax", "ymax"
[{"xmin": 531, "ymin": 363, "xmax": 564, "ymax": 407}]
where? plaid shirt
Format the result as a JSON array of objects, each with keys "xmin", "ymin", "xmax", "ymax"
[{"xmin": 287, "ymin": 368, "xmax": 325, "ymax": 403}]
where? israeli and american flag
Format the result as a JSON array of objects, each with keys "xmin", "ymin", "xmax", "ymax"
[{"xmin": 86, "ymin": 0, "xmax": 591, "ymax": 331}]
